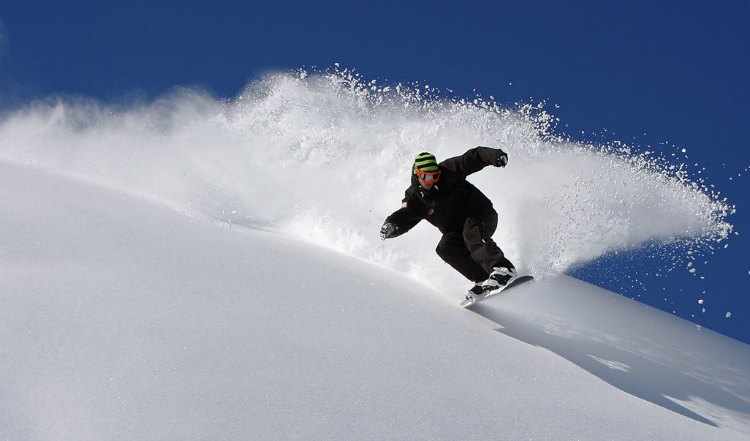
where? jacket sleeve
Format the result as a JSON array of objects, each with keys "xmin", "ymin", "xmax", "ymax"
[
  {"xmin": 439, "ymin": 146, "xmax": 502, "ymax": 177},
  {"xmin": 383, "ymin": 189, "xmax": 424, "ymax": 238}
]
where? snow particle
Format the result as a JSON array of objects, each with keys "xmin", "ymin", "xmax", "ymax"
[{"xmin": 725, "ymin": 312, "xmax": 732, "ymax": 319}]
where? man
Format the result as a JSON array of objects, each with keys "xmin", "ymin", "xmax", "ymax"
[{"xmin": 380, "ymin": 147, "xmax": 517, "ymax": 302}]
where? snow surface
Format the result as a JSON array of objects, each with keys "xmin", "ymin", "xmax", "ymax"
[{"xmin": 2, "ymin": 161, "xmax": 749, "ymax": 441}]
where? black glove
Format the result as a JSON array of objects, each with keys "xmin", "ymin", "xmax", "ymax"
[
  {"xmin": 380, "ymin": 222, "xmax": 398, "ymax": 240},
  {"xmin": 495, "ymin": 149, "xmax": 508, "ymax": 167}
]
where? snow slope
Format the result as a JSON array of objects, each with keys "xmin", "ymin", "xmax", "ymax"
[{"xmin": 2, "ymin": 161, "xmax": 748, "ymax": 441}]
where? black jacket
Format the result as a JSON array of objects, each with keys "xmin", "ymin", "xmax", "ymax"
[{"xmin": 384, "ymin": 147, "xmax": 503, "ymax": 236}]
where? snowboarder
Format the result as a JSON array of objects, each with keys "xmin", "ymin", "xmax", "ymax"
[{"xmin": 380, "ymin": 147, "xmax": 517, "ymax": 302}]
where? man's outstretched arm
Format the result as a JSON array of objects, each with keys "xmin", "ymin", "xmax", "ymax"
[
  {"xmin": 440, "ymin": 146, "xmax": 508, "ymax": 177},
  {"xmin": 381, "ymin": 202, "xmax": 423, "ymax": 239}
]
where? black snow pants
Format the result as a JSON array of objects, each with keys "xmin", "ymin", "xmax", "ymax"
[{"xmin": 435, "ymin": 212, "xmax": 515, "ymax": 283}]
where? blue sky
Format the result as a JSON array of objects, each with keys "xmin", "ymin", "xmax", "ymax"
[{"xmin": 1, "ymin": 1, "xmax": 748, "ymax": 342}]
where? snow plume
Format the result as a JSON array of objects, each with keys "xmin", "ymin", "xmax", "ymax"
[{"xmin": 0, "ymin": 68, "xmax": 733, "ymax": 292}]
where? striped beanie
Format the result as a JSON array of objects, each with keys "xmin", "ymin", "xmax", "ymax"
[{"xmin": 413, "ymin": 152, "xmax": 439, "ymax": 173}]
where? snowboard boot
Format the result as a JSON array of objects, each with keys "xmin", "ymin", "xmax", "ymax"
[
  {"xmin": 463, "ymin": 283, "xmax": 486, "ymax": 303},
  {"xmin": 481, "ymin": 266, "xmax": 517, "ymax": 291}
]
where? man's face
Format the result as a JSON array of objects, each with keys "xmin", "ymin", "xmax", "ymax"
[{"xmin": 416, "ymin": 170, "xmax": 441, "ymax": 190}]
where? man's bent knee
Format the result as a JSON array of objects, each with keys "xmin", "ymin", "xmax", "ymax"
[{"xmin": 462, "ymin": 218, "xmax": 484, "ymax": 249}]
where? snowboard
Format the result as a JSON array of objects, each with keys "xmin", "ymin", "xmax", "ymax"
[{"xmin": 459, "ymin": 275, "xmax": 534, "ymax": 307}]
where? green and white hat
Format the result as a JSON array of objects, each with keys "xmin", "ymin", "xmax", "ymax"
[{"xmin": 413, "ymin": 152, "xmax": 439, "ymax": 173}]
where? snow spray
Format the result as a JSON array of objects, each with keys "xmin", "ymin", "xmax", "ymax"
[{"xmin": 0, "ymin": 67, "xmax": 733, "ymax": 292}]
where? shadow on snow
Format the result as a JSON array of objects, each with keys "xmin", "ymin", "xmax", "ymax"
[{"xmin": 469, "ymin": 302, "xmax": 750, "ymax": 429}]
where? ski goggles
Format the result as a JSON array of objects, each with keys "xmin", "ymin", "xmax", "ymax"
[{"xmin": 415, "ymin": 169, "xmax": 441, "ymax": 182}]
